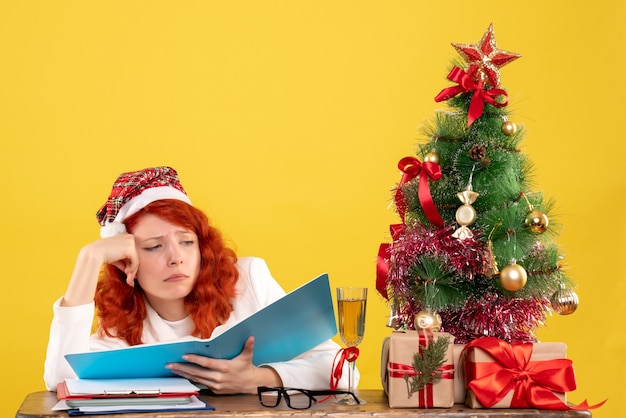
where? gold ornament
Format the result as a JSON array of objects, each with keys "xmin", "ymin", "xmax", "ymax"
[
  {"xmin": 424, "ymin": 151, "xmax": 439, "ymax": 164},
  {"xmin": 551, "ymin": 284, "xmax": 579, "ymax": 315},
  {"xmin": 525, "ymin": 209, "xmax": 549, "ymax": 234},
  {"xmin": 456, "ymin": 202, "xmax": 477, "ymax": 225},
  {"xmin": 484, "ymin": 222, "xmax": 502, "ymax": 278},
  {"xmin": 414, "ymin": 309, "xmax": 442, "ymax": 332},
  {"xmin": 499, "ymin": 262, "xmax": 527, "ymax": 291},
  {"xmin": 501, "ymin": 120, "xmax": 517, "ymax": 136},
  {"xmin": 452, "ymin": 189, "xmax": 479, "ymax": 240},
  {"xmin": 484, "ymin": 240, "xmax": 499, "ymax": 278}
]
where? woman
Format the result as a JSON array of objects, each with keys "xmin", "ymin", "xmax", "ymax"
[{"xmin": 44, "ymin": 166, "xmax": 357, "ymax": 394}]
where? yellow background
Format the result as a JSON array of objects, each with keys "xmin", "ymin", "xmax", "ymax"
[{"xmin": 1, "ymin": 2, "xmax": 623, "ymax": 417}]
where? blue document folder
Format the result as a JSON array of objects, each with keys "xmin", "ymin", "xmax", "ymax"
[{"xmin": 65, "ymin": 273, "xmax": 336, "ymax": 379}]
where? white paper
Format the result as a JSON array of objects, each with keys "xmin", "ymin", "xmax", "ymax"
[
  {"xmin": 52, "ymin": 395, "xmax": 207, "ymax": 412},
  {"xmin": 65, "ymin": 377, "xmax": 199, "ymax": 395},
  {"xmin": 79, "ymin": 395, "xmax": 206, "ymax": 412}
]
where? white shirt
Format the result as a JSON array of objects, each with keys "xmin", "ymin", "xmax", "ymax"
[{"xmin": 44, "ymin": 257, "xmax": 358, "ymax": 391}]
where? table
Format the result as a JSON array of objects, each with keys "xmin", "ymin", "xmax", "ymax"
[{"xmin": 16, "ymin": 390, "xmax": 592, "ymax": 418}]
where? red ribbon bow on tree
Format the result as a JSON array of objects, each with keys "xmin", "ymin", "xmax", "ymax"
[
  {"xmin": 377, "ymin": 157, "xmax": 444, "ymax": 300},
  {"xmin": 434, "ymin": 66, "xmax": 508, "ymax": 126},
  {"xmin": 395, "ymin": 156, "xmax": 444, "ymax": 227},
  {"xmin": 463, "ymin": 337, "xmax": 606, "ymax": 410},
  {"xmin": 376, "ymin": 224, "xmax": 405, "ymax": 299}
]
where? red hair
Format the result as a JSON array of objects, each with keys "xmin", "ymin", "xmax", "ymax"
[{"xmin": 94, "ymin": 199, "xmax": 239, "ymax": 345}]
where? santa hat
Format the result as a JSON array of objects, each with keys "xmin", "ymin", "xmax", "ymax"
[{"xmin": 96, "ymin": 166, "xmax": 192, "ymax": 238}]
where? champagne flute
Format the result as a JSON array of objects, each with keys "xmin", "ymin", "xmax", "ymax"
[{"xmin": 336, "ymin": 287, "xmax": 367, "ymax": 405}]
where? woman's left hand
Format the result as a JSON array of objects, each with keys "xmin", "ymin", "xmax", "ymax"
[{"xmin": 166, "ymin": 336, "xmax": 282, "ymax": 394}]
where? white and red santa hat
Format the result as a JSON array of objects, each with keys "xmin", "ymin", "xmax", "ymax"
[{"xmin": 96, "ymin": 166, "xmax": 191, "ymax": 239}]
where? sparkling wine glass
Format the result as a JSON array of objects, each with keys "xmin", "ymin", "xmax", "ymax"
[{"xmin": 336, "ymin": 287, "xmax": 367, "ymax": 405}]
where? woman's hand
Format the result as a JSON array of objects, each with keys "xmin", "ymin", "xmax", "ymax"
[
  {"xmin": 62, "ymin": 234, "xmax": 139, "ymax": 306},
  {"xmin": 95, "ymin": 233, "xmax": 140, "ymax": 285},
  {"xmin": 166, "ymin": 336, "xmax": 282, "ymax": 394}
]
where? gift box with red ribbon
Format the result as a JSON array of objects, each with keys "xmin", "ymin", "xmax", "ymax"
[
  {"xmin": 452, "ymin": 343, "xmax": 466, "ymax": 404},
  {"xmin": 381, "ymin": 330, "xmax": 455, "ymax": 408},
  {"xmin": 463, "ymin": 337, "xmax": 576, "ymax": 409}
]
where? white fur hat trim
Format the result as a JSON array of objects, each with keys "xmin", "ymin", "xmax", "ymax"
[{"xmin": 99, "ymin": 186, "xmax": 191, "ymax": 239}]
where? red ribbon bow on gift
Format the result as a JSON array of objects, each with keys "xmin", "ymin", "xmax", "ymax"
[
  {"xmin": 395, "ymin": 156, "xmax": 444, "ymax": 227},
  {"xmin": 463, "ymin": 337, "xmax": 606, "ymax": 410},
  {"xmin": 434, "ymin": 66, "xmax": 508, "ymax": 126}
]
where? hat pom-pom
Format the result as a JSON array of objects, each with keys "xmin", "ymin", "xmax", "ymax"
[{"xmin": 100, "ymin": 221, "xmax": 127, "ymax": 239}]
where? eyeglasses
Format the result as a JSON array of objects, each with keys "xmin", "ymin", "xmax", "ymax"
[{"xmin": 257, "ymin": 386, "xmax": 360, "ymax": 409}]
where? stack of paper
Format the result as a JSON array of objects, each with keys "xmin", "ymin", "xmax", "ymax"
[{"xmin": 53, "ymin": 377, "xmax": 214, "ymax": 415}]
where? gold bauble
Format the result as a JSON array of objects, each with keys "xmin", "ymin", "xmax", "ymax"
[
  {"xmin": 525, "ymin": 209, "xmax": 549, "ymax": 234},
  {"xmin": 499, "ymin": 262, "xmax": 527, "ymax": 291},
  {"xmin": 501, "ymin": 120, "xmax": 517, "ymax": 136},
  {"xmin": 551, "ymin": 285, "xmax": 579, "ymax": 315},
  {"xmin": 424, "ymin": 151, "xmax": 439, "ymax": 164},
  {"xmin": 414, "ymin": 309, "xmax": 442, "ymax": 332}
]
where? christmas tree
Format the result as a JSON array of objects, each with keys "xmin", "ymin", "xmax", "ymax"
[{"xmin": 377, "ymin": 24, "xmax": 579, "ymax": 344}]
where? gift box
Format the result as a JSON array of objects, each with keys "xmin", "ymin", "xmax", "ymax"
[
  {"xmin": 452, "ymin": 343, "xmax": 466, "ymax": 404},
  {"xmin": 462, "ymin": 337, "xmax": 575, "ymax": 409},
  {"xmin": 381, "ymin": 330, "xmax": 455, "ymax": 408}
]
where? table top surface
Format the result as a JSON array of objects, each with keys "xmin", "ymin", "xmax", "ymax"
[{"xmin": 16, "ymin": 389, "xmax": 592, "ymax": 418}]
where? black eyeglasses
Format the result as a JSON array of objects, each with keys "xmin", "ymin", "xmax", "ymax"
[{"xmin": 257, "ymin": 386, "xmax": 360, "ymax": 409}]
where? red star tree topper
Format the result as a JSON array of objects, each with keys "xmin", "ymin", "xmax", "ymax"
[{"xmin": 452, "ymin": 23, "xmax": 521, "ymax": 88}]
